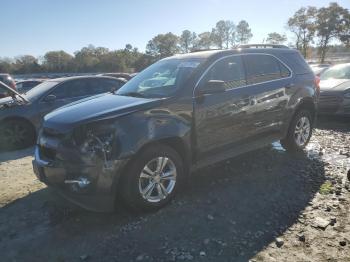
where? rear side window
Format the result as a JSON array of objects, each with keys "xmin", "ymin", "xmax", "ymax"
[
  {"xmin": 244, "ymin": 55, "xmax": 287, "ymax": 85},
  {"xmin": 205, "ymin": 55, "xmax": 246, "ymax": 89},
  {"xmin": 279, "ymin": 52, "xmax": 311, "ymax": 75}
]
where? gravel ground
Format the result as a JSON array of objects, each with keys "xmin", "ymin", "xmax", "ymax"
[{"xmin": 0, "ymin": 116, "xmax": 349, "ymax": 262}]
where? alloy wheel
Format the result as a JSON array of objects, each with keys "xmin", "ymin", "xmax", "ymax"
[
  {"xmin": 138, "ymin": 157, "xmax": 177, "ymax": 203},
  {"xmin": 294, "ymin": 116, "xmax": 311, "ymax": 147}
]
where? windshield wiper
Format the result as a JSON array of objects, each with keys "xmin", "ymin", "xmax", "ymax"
[{"xmin": 118, "ymin": 92, "xmax": 145, "ymax": 98}]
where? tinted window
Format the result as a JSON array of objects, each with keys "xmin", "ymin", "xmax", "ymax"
[
  {"xmin": 244, "ymin": 55, "xmax": 283, "ymax": 84},
  {"xmin": 279, "ymin": 52, "xmax": 311, "ymax": 75},
  {"xmin": 89, "ymin": 79, "xmax": 123, "ymax": 95},
  {"xmin": 280, "ymin": 63, "xmax": 291, "ymax": 78},
  {"xmin": 206, "ymin": 56, "xmax": 246, "ymax": 89},
  {"xmin": 51, "ymin": 79, "xmax": 90, "ymax": 99}
]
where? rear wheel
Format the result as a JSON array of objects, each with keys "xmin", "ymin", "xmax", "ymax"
[
  {"xmin": 120, "ymin": 144, "xmax": 184, "ymax": 212},
  {"xmin": 281, "ymin": 110, "xmax": 313, "ymax": 152},
  {"xmin": 0, "ymin": 119, "xmax": 36, "ymax": 150}
]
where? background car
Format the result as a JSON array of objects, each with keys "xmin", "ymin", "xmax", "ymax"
[
  {"xmin": 0, "ymin": 76, "xmax": 125, "ymax": 149},
  {"xmin": 318, "ymin": 63, "xmax": 350, "ymax": 115},
  {"xmin": 99, "ymin": 72, "xmax": 135, "ymax": 82},
  {"xmin": 15, "ymin": 79, "xmax": 46, "ymax": 93},
  {"xmin": 0, "ymin": 73, "xmax": 16, "ymax": 94},
  {"xmin": 310, "ymin": 64, "xmax": 331, "ymax": 76}
]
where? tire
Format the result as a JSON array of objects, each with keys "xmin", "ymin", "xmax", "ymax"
[
  {"xmin": 120, "ymin": 144, "xmax": 184, "ymax": 212},
  {"xmin": 0, "ymin": 119, "xmax": 36, "ymax": 150},
  {"xmin": 280, "ymin": 110, "xmax": 313, "ymax": 152}
]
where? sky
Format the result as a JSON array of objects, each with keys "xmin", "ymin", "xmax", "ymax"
[{"xmin": 1, "ymin": 0, "xmax": 349, "ymax": 58}]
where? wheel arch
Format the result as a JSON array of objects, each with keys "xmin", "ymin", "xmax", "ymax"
[{"xmin": 1, "ymin": 116, "xmax": 37, "ymax": 136}]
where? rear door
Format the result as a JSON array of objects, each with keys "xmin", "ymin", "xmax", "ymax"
[{"xmin": 242, "ymin": 54, "xmax": 292, "ymax": 137}]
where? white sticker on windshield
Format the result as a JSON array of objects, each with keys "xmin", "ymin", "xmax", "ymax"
[{"xmin": 178, "ymin": 62, "xmax": 201, "ymax": 68}]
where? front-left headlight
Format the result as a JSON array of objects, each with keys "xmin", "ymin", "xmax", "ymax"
[
  {"xmin": 73, "ymin": 122, "xmax": 117, "ymax": 167},
  {"xmin": 344, "ymin": 92, "xmax": 350, "ymax": 99}
]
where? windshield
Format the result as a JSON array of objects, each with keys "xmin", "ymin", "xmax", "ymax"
[
  {"xmin": 116, "ymin": 58, "xmax": 203, "ymax": 98},
  {"xmin": 321, "ymin": 64, "xmax": 350, "ymax": 80},
  {"xmin": 24, "ymin": 81, "xmax": 59, "ymax": 101}
]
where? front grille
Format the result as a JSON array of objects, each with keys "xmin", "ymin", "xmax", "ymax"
[{"xmin": 319, "ymin": 94, "xmax": 342, "ymax": 105}]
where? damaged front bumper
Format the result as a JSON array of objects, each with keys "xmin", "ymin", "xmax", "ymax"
[{"xmin": 32, "ymin": 135, "xmax": 129, "ymax": 212}]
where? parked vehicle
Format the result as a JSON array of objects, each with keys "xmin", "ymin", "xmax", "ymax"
[
  {"xmin": 0, "ymin": 76, "xmax": 125, "ymax": 149},
  {"xmin": 0, "ymin": 74, "xmax": 16, "ymax": 97},
  {"xmin": 310, "ymin": 64, "xmax": 331, "ymax": 76},
  {"xmin": 318, "ymin": 63, "xmax": 350, "ymax": 115},
  {"xmin": 33, "ymin": 46, "xmax": 318, "ymax": 212},
  {"xmin": 16, "ymin": 79, "xmax": 46, "ymax": 93},
  {"xmin": 99, "ymin": 72, "xmax": 134, "ymax": 81}
]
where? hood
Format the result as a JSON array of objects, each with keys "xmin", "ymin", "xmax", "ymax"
[
  {"xmin": 320, "ymin": 79, "xmax": 350, "ymax": 92},
  {"xmin": 43, "ymin": 93, "xmax": 162, "ymax": 132}
]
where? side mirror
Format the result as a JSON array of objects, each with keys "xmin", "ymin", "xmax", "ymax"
[
  {"xmin": 44, "ymin": 94, "xmax": 57, "ymax": 102},
  {"xmin": 197, "ymin": 80, "xmax": 226, "ymax": 95}
]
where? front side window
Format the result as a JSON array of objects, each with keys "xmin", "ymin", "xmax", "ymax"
[
  {"xmin": 244, "ymin": 55, "xmax": 287, "ymax": 84},
  {"xmin": 50, "ymin": 79, "xmax": 89, "ymax": 99},
  {"xmin": 117, "ymin": 58, "xmax": 204, "ymax": 98},
  {"xmin": 93, "ymin": 79, "xmax": 124, "ymax": 94},
  {"xmin": 205, "ymin": 56, "xmax": 246, "ymax": 89}
]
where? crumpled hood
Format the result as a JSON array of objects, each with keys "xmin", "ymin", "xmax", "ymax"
[
  {"xmin": 320, "ymin": 79, "xmax": 350, "ymax": 92},
  {"xmin": 43, "ymin": 93, "xmax": 161, "ymax": 132}
]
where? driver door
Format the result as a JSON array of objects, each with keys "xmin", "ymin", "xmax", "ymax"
[
  {"xmin": 194, "ymin": 55, "xmax": 254, "ymax": 158},
  {"xmin": 38, "ymin": 79, "xmax": 91, "ymax": 119}
]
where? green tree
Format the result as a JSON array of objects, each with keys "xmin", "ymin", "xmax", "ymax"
[
  {"xmin": 14, "ymin": 55, "xmax": 41, "ymax": 74},
  {"xmin": 235, "ymin": 20, "xmax": 253, "ymax": 45},
  {"xmin": 146, "ymin": 33, "xmax": 180, "ymax": 58},
  {"xmin": 179, "ymin": 30, "xmax": 197, "ymax": 53},
  {"xmin": 287, "ymin": 6, "xmax": 317, "ymax": 57},
  {"xmin": 315, "ymin": 2, "xmax": 350, "ymax": 62},
  {"xmin": 0, "ymin": 58, "xmax": 14, "ymax": 73},
  {"xmin": 211, "ymin": 20, "xmax": 235, "ymax": 49},
  {"xmin": 43, "ymin": 51, "xmax": 73, "ymax": 72},
  {"xmin": 266, "ymin": 32, "xmax": 287, "ymax": 44},
  {"xmin": 338, "ymin": 11, "xmax": 350, "ymax": 47},
  {"xmin": 196, "ymin": 32, "xmax": 213, "ymax": 49}
]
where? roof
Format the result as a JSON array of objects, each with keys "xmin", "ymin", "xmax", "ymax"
[
  {"xmin": 46, "ymin": 75, "xmax": 118, "ymax": 83},
  {"xmin": 169, "ymin": 47, "xmax": 298, "ymax": 60}
]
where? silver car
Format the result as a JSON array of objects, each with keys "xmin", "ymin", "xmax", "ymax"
[
  {"xmin": 0, "ymin": 76, "xmax": 125, "ymax": 149},
  {"xmin": 318, "ymin": 63, "xmax": 350, "ymax": 115}
]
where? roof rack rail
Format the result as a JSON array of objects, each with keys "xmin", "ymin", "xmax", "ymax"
[
  {"xmin": 190, "ymin": 48, "xmax": 221, "ymax": 53},
  {"xmin": 238, "ymin": 44, "xmax": 289, "ymax": 49}
]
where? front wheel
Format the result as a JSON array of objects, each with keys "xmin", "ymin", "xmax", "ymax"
[
  {"xmin": 0, "ymin": 119, "xmax": 36, "ymax": 150},
  {"xmin": 120, "ymin": 145, "xmax": 184, "ymax": 212},
  {"xmin": 281, "ymin": 110, "xmax": 313, "ymax": 152}
]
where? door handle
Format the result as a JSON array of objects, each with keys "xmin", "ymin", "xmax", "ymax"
[{"xmin": 285, "ymin": 83, "xmax": 295, "ymax": 89}]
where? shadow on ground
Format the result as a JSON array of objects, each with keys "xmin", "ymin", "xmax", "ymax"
[
  {"xmin": 0, "ymin": 146, "xmax": 34, "ymax": 163},
  {"xmin": 0, "ymin": 144, "xmax": 326, "ymax": 262},
  {"xmin": 316, "ymin": 115, "xmax": 350, "ymax": 132}
]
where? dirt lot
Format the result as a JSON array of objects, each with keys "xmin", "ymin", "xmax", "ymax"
[{"xmin": 0, "ymin": 117, "xmax": 349, "ymax": 262}]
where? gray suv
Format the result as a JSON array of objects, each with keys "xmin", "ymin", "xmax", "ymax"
[
  {"xmin": 33, "ymin": 45, "xmax": 318, "ymax": 212},
  {"xmin": 0, "ymin": 76, "xmax": 125, "ymax": 149}
]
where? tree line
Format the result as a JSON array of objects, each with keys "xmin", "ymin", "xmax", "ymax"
[{"xmin": 0, "ymin": 2, "xmax": 348, "ymax": 75}]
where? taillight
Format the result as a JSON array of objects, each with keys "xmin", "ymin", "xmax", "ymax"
[
  {"xmin": 10, "ymin": 81, "xmax": 16, "ymax": 90},
  {"xmin": 314, "ymin": 76, "xmax": 320, "ymax": 94}
]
